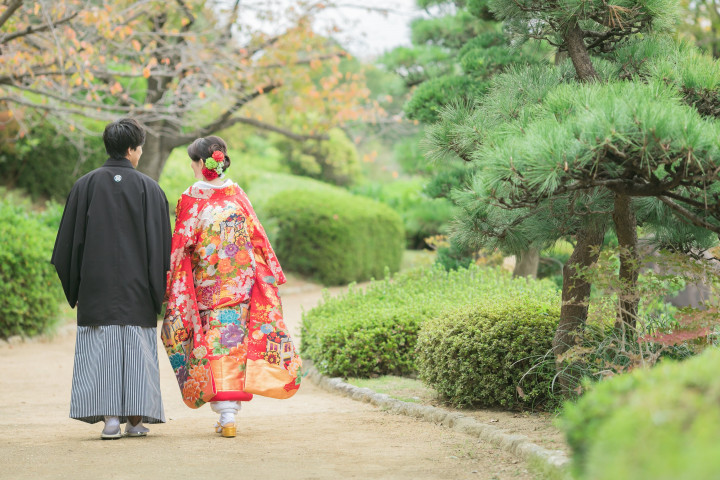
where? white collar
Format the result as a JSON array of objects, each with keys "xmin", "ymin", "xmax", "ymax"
[{"xmin": 193, "ymin": 178, "xmax": 232, "ymax": 189}]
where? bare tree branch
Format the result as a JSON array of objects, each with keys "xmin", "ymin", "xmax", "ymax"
[
  {"xmin": 259, "ymin": 51, "xmax": 347, "ymax": 69},
  {"xmin": 658, "ymin": 195, "xmax": 720, "ymax": 235},
  {"xmin": 173, "ymin": 114, "xmax": 328, "ymax": 147},
  {"xmin": 1, "ymin": 11, "xmax": 78, "ymax": 44},
  {"xmin": 0, "ymin": 0, "xmax": 23, "ymax": 32}
]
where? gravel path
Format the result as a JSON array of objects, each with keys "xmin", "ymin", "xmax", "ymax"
[{"xmin": 0, "ymin": 282, "xmax": 537, "ymax": 480}]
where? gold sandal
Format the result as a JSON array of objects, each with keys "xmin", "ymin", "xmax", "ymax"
[{"xmin": 221, "ymin": 422, "xmax": 236, "ymax": 438}]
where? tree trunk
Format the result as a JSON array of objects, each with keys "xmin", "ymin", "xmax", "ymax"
[
  {"xmin": 552, "ymin": 18, "xmax": 602, "ymax": 395},
  {"xmin": 612, "ymin": 193, "xmax": 639, "ymax": 335},
  {"xmin": 137, "ymin": 120, "xmax": 184, "ymax": 181},
  {"xmin": 563, "ymin": 20, "xmax": 599, "ymax": 82},
  {"xmin": 552, "ymin": 223, "xmax": 606, "ymax": 394},
  {"xmin": 513, "ymin": 248, "xmax": 540, "ymax": 278}
]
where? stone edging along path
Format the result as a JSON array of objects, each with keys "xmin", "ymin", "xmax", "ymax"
[{"xmin": 304, "ymin": 364, "xmax": 570, "ymax": 477}]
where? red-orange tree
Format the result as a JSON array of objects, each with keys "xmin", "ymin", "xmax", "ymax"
[{"xmin": 0, "ymin": 0, "xmax": 372, "ymax": 179}]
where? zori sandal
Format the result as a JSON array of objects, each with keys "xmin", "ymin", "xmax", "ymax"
[
  {"xmin": 125, "ymin": 422, "xmax": 149, "ymax": 437},
  {"xmin": 101, "ymin": 424, "xmax": 122, "ymax": 440},
  {"xmin": 221, "ymin": 422, "xmax": 236, "ymax": 438}
]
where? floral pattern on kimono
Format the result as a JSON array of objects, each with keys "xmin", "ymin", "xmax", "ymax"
[{"xmin": 162, "ymin": 182, "xmax": 301, "ymax": 408}]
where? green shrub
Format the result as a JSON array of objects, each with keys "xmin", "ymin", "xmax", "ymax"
[
  {"xmin": 435, "ymin": 236, "xmax": 477, "ymax": 271},
  {"xmin": 244, "ymin": 172, "xmax": 340, "ymax": 224},
  {"xmin": 275, "ymin": 128, "xmax": 362, "ymax": 186},
  {"xmin": 416, "ymin": 293, "xmax": 561, "ymax": 409},
  {"xmin": 538, "ymin": 240, "xmax": 573, "ymax": 289},
  {"xmin": 0, "ymin": 193, "xmax": 64, "ymax": 338},
  {"xmin": 301, "ymin": 265, "xmax": 559, "ymax": 378},
  {"xmin": 0, "ymin": 123, "xmax": 105, "ymax": 201},
  {"xmin": 561, "ymin": 347, "xmax": 720, "ymax": 480},
  {"xmin": 265, "ymin": 188, "xmax": 404, "ymax": 285},
  {"xmin": 352, "ymin": 179, "xmax": 454, "ymax": 249}
]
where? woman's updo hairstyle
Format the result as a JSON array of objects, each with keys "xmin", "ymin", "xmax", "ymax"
[{"xmin": 187, "ymin": 135, "xmax": 231, "ymax": 173}]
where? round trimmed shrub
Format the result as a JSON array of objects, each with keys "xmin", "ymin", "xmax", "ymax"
[
  {"xmin": 302, "ymin": 265, "xmax": 560, "ymax": 378},
  {"xmin": 561, "ymin": 347, "xmax": 720, "ymax": 480},
  {"xmin": 0, "ymin": 195, "xmax": 64, "ymax": 338},
  {"xmin": 416, "ymin": 295, "xmax": 560, "ymax": 409},
  {"xmin": 265, "ymin": 189, "xmax": 404, "ymax": 285}
]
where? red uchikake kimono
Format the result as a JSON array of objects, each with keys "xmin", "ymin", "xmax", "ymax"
[{"xmin": 162, "ymin": 182, "xmax": 301, "ymax": 408}]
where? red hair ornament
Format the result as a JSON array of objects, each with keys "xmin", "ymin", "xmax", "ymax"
[{"xmin": 202, "ymin": 150, "xmax": 225, "ymax": 180}]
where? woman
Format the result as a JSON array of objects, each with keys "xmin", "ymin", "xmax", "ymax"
[{"xmin": 162, "ymin": 136, "xmax": 301, "ymax": 438}]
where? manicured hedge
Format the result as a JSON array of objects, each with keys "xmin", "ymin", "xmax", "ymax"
[
  {"xmin": 416, "ymin": 295, "xmax": 560, "ymax": 409},
  {"xmin": 301, "ymin": 265, "xmax": 560, "ymax": 378},
  {"xmin": 264, "ymin": 188, "xmax": 404, "ymax": 285},
  {"xmin": 0, "ymin": 194, "xmax": 64, "ymax": 338},
  {"xmin": 561, "ymin": 347, "xmax": 720, "ymax": 480},
  {"xmin": 245, "ymin": 172, "xmax": 340, "ymax": 238}
]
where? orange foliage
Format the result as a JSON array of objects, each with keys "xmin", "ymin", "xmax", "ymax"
[{"xmin": 0, "ymin": 0, "xmax": 380, "ymax": 173}]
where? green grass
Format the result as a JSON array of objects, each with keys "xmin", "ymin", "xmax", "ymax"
[
  {"xmin": 400, "ymin": 249, "xmax": 436, "ymax": 271},
  {"xmin": 345, "ymin": 375, "xmax": 439, "ymax": 404}
]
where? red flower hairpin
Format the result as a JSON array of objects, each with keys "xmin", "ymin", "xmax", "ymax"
[{"xmin": 202, "ymin": 150, "xmax": 225, "ymax": 180}]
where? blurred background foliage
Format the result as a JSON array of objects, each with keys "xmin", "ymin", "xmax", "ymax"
[{"xmin": 6, "ymin": 0, "xmax": 720, "ymax": 334}]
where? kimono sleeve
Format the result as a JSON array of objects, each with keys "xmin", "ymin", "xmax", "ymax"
[
  {"xmin": 237, "ymin": 190, "xmax": 287, "ymax": 285},
  {"xmin": 162, "ymin": 195, "xmax": 215, "ymax": 407},
  {"xmin": 163, "ymin": 195, "xmax": 201, "ymax": 343},
  {"xmin": 51, "ymin": 181, "xmax": 86, "ymax": 308},
  {"xmin": 146, "ymin": 184, "xmax": 171, "ymax": 314}
]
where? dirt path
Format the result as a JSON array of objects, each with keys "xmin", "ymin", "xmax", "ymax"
[{"xmin": 0, "ymin": 282, "xmax": 537, "ymax": 480}]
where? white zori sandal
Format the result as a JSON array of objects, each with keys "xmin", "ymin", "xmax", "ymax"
[
  {"xmin": 124, "ymin": 421, "xmax": 149, "ymax": 437},
  {"xmin": 101, "ymin": 416, "xmax": 122, "ymax": 440}
]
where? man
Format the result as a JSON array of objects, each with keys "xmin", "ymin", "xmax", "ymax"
[{"xmin": 52, "ymin": 118, "xmax": 171, "ymax": 439}]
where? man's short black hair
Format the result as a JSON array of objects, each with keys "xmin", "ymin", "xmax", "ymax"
[{"xmin": 103, "ymin": 118, "xmax": 146, "ymax": 158}]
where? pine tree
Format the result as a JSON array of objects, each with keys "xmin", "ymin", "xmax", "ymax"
[
  {"xmin": 383, "ymin": 0, "xmax": 546, "ymax": 274},
  {"xmin": 424, "ymin": 1, "xmax": 720, "ymax": 389}
]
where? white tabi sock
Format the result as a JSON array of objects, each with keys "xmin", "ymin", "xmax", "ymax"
[
  {"xmin": 103, "ymin": 416, "xmax": 120, "ymax": 435},
  {"xmin": 211, "ymin": 401, "xmax": 241, "ymax": 426}
]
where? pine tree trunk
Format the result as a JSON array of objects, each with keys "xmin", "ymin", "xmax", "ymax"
[
  {"xmin": 552, "ymin": 223, "xmax": 606, "ymax": 393},
  {"xmin": 513, "ymin": 248, "xmax": 540, "ymax": 278},
  {"xmin": 612, "ymin": 193, "xmax": 639, "ymax": 335},
  {"xmin": 552, "ymin": 17, "xmax": 604, "ymax": 395},
  {"xmin": 563, "ymin": 20, "xmax": 599, "ymax": 82}
]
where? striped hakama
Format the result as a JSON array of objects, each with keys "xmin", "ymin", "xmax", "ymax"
[{"xmin": 70, "ymin": 325, "xmax": 165, "ymax": 424}]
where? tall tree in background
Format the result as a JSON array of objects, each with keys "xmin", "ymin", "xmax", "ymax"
[
  {"xmin": 0, "ymin": 0, "xmax": 373, "ymax": 180},
  {"xmin": 425, "ymin": 0, "xmax": 720, "ymax": 389},
  {"xmin": 679, "ymin": 0, "xmax": 720, "ymax": 58},
  {"xmin": 381, "ymin": 0, "xmax": 545, "ymax": 274}
]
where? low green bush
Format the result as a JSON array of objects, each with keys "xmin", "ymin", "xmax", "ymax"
[
  {"xmin": 244, "ymin": 172, "xmax": 340, "ymax": 226},
  {"xmin": 265, "ymin": 188, "xmax": 404, "ymax": 285},
  {"xmin": 0, "ymin": 123, "xmax": 105, "ymax": 201},
  {"xmin": 561, "ymin": 346, "xmax": 720, "ymax": 480},
  {"xmin": 0, "ymin": 193, "xmax": 64, "ymax": 338},
  {"xmin": 301, "ymin": 265, "xmax": 560, "ymax": 378},
  {"xmin": 416, "ymin": 293, "xmax": 561, "ymax": 409}
]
